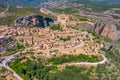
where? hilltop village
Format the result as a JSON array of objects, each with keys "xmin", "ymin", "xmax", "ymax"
[
  {"xmin": 0, "ymin": 13, "xmax": 103, "ymax": 56},
  {"xmin": 0, "ymin": 12, "xmax": 107, "ymax": 80},
  {"xmin": 0, "ymin": 25, "xmax": 103, "ymax": 55},
  {"xmin": 1, "ymin": 0, "xmax": 120, "ymax": 80}
]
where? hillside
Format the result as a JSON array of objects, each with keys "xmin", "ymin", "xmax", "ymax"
[
  {"xmin": 0, "ymin": 0, "xmax": 120, "ymax": 80},
  {"xmin": 0, "ymin": 7, "xmax": 55, "ymax": 26}
]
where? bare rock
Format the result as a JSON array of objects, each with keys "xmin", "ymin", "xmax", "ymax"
[{"xmin": 92, "ymin": 20, "xmax": 120, "ymax": 40}]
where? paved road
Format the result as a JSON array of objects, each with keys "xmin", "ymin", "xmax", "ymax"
[
  {"xmin": 0, "ymin": 48, "xmax": 31, "ymax": 80},
  {"xmin": 5, "ymin": 65, "xmax": 23, "ymax": 80},
  {"xmin": 0, "ymin": 51, "xmax": 23, "ymax": 80}
]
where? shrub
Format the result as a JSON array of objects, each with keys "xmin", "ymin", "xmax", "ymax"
[{"xmin": 50, "ymin": 24, "xmax": 63, "ymax": 31}]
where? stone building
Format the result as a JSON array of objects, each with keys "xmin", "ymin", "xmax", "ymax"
[{"xmin": 57, "ymin": 13, "xmax": 69, "ymax": 30}]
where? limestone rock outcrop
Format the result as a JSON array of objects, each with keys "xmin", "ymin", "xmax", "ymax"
[{"xmin": 92, "ymin": 20, "xmax": 120, "ymax": 40}]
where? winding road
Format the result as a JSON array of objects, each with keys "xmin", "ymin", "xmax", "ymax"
[
  {"xmin": 0, "ymin": 47, "xmax": 107, "ymax": 80},
  {"xmin": 57, "ymin": 54, "xmax": 107, "ymax": 68},
  {"xmin": 0, "ymin": 48, "xmax": 31, "ymax": 80},
  {"xmin": 0, "ymin": 51, "xmax": 23, "ymax": 80}
]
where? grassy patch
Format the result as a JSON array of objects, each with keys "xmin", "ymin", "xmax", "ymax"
[
  {"xmin": 59, "ymin": 36, "xmax": 71, "ymax": 42},
  {"xmin": 50, "ymin": 24, "xmax": 63, "ymax": 31},
  {"xmin": 0, "ymin": 7, "xmax": 55, "ymax": 26},
  {"xmin": 48, "ymin": 54, "xmax": 103, "ymax": 65}
]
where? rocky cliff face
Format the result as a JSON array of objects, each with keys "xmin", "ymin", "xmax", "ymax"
[{"xmin": 92, "ymin": 20, "xmax": 120, "ymax": 40}]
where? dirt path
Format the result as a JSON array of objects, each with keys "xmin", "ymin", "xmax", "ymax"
[
  {"xmin": 57, "ymin": 54, "xmax": 107, "ymax": 68},
  {"xmin": 0, "ymin": 6, "xmax": 9, "ymax": 17}
]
